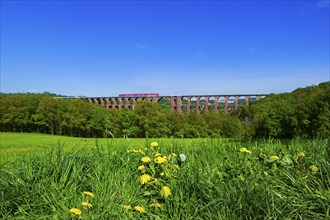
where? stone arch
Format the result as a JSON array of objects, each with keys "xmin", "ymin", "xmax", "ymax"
[
  {"xmin": 258, "ymin": 95, "xmax": 266, "ymax": 101},
  {"xmin": 151, "ymin": 97, "xmax": 160, "ymax": 103},
  {"xmin": 122, "ymin": 97, "xmax": 130, "ymax": 109},
  {"xmin": 236, "ymin": 96, "xmax": 247, "ymax": 108},
  {"xmin": 226, "ymin": 96, "xmax": 236, "ymax": 114},
  {"xmin": 115, "ymin": 98, "xmax": 123, "ymax": 110},
  {"xmin": 158, "ymin": 97, "xmax": 171, "ymax": 110},
  {"xmin": 110, "ymin": 98, "xmax": 117, "ymax": 109},
  {"xmin": 92, "ymin": 98, "xmax": 99, "ymax": 105},
  {"xmin": 141, "ymin": 97, "xmax": 151, "ymax": 101},
  {"xmin": 249, "ymin": 95, "xmax": 257, "ymax": 104},
  {"xmin": 217, "ymin": 96, "xmax": 225, "ymax": 114},
  {"xmin": 198, "ymin": 96, "xmax": 209, "ymax": 113},
  {"xmin": 127, "ymin": 97, "xmax": 136, "ymax": 110},
  {"xmin": 105, "ymin": 98, "xmax": 111, "ymax": 108},
  {"xmin": 189, "ymin": 97, "xmax": 198, "ymax": 112},
  {"xmin": 180, "ymin": 97, "xmax": 186, "ymax": 113},
  {"xmin": 208, "ymin": 96, "xmax": 216, "ymax": 112}
]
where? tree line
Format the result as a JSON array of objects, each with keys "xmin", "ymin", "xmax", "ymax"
[
  {"xmin": 0, "ymin": 82, "xmax": 329, "ymax": 138},
  {"xmin": 243, "ymin": 81, "xmax": 330, "ymax": 138}
]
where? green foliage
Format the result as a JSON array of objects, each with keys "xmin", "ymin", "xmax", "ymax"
[
  {"xmin": 0, "ymin": 95, "xmax": 243, "ymax": 138},
  {"xmin": 0, "ymin": 94, "xmax": 42, "ymax": 132},
  {"xmin": 0, "ymin": 81, "xmax": 329, "ymax": 138},
  {"xmin": 33, "ymin": 96, "xmax": 59, "ymax": 134},
  {"xmin": 0, "ymin": 136, "xmax": 329, "ymax": 219},
  {"xmin": 132, "ymin": 101, "xmax": 169, "ymax": 138},
  {"xmin": 246, "ymin": 82, "xmax": 330, "ymax": 138}
]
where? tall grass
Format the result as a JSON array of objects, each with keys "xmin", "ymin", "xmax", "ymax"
[{"xmin": 0, "ymin": 136, "xmax": 329, "ymax": 219}]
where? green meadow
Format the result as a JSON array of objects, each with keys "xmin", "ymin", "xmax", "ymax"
[
  {"xmin": 0, "ymin": 133, "xmax": 329, "ymax": 219},
  {"xmin": 0, "ymin": 133, "xmax": 198, "ymax": 163},
  {"xmin": 0, "ymin": 132, "xmax": 142, "ymax": 163}
]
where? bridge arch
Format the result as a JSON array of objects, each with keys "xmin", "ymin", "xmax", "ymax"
[{"xmin": 208, "ymin": 96, "xmax": 217, "ymax": 113}]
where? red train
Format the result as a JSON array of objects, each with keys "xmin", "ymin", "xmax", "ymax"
[{"xmin": 118, "ymin": 93, "xmax": 159, "ymax": 97}]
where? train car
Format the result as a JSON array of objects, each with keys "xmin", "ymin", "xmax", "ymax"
[{"xmin": 118, "ymin": 93, "xmax": 159, "ymax": 97}]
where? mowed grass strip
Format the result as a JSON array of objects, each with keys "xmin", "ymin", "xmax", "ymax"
[{"xmin": 0, "ymin": 133, "xmax": 329, "ymax": 219}]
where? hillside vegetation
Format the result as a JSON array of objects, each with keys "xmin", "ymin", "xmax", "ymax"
[{"xmin": 0, "ymin": 82, "xmax": 329, "ymax": 138}]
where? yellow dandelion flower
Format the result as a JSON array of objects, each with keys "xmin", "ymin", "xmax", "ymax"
[
  {"xmin": 160, "ymin": 186, "xmax": 171, "ymax": 198},
  {"xmin": 299, "ymin": 152, "xmax": 305, "ymax": 157},
  {"xmin": 240, "ymin": 148, "xmax": 251, "ymax": 153},
  {"xmin": 138, "ymin": 165, "xmax": 145, "ymax": 171},
  {"xmin": 81, "ymin": 201, "xmax": 92, "ymax": 208},
  {"xmin": 160, "ymin": 172, "xmax": 165, "ymax": 176},
  {"xmin": 83, "ymin": 191, "xmax": 95, "ymax": 197},
  {"xmin": 141, "ymin": 156, "xmax": 152, "ymax": 163},
  {"xmin": 134, "ymin": 205, "xmax": 145, "ymax": 213},
  {"xmin": 140, "ymin": 174, "xmax": 152, "ymax": 184},
  {"xmin": 123, "ymin": 205, "xmax": 131, "ymax": 210},
  {"xmin": 151, "ymin": 141, "xmax": 159, "ymax": 147},
  {"xmin": 154, "ymin": 152, "xmax": 162, "ymax": 157},
  {"xmin": 155, "ymin": 156, "xmax": 167, "ymax": 164},
  {"xmin": 149, "ymin": 203, "xmax": 161, "ymax": 208},
  {"xmin": 309, "ymin": 165, "xmax": 319, "ymax": 173},
  {"xmin": 70, "ymin": 208, "xmax": 82, "ymax": 215},
  {"xmin": 270, "ymin": 156, "xmax": 280, "ymax": 160}
]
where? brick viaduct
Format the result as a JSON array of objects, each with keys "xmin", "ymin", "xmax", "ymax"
[{"xmin": 66, "ymin": 94, "xmax": 268, "ymax": 114}]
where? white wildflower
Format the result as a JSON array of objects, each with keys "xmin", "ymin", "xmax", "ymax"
[{"xmin": 179, "ymin": 154, "xmax": 186, "ymax": 162}]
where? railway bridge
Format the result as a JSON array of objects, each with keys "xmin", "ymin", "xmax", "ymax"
[{"xmin": 65, "ymin": 94, "xmax": 268, "ymax": 114}]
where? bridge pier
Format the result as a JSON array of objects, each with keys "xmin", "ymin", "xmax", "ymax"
[
  {"xmin": 234, "ymin": 96, "xmax": 239, "ymax": 109},
  {"xmin": 111, "ymin": 98, "xmax": 117, "ymax": 109},
  {"xmin": 195, "ymin": 97, "xmax": 200, "ymax": 113},
  {"xmin": 204, "ymin": 96, "xmax": 209, "ymax": 112},
  {"xmin": 169, "ymin": 97, "xmax": 175, "ymax": 112},
  {"xmin": 186, "ymin": 97, "xmax": 191, "ymax": 113},
  {"xmin": 245, "ymin": 96, "xmax": 250, "ymax": 107},
  {"xmin": 214, "ymin": 96, "xmax": 219, "ymax": 113},
  {"xmin": 224, "ymin": 96, "xmax": 229, "ymax": 114},
  {"xmin": 176, "ymin": 96, "xmax": 182, "ymax": 113}
]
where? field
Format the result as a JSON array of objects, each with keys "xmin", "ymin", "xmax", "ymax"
[{"xmin": 0, "ymin": 133, "xmax": 329, "ymax": 219}]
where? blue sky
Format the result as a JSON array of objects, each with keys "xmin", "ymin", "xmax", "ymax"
[{"xmin": 1, "ymin": 0, "xmax": 329, "ymax": 96}]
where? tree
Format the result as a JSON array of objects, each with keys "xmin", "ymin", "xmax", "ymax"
[
  {"xmin": 0, "ymin": 94, "xmax": 42, "ymax": 132},
  {"xmin": 132, "ymin": 101, "xmax": 166, "ymax": 138},
  {"xmin": 33, "ymin": 97, "xmax": 59, "ymax": 135},
  {"xmin": 57, "ymin": 99, "xmax": 93, "ymax": 137},
  {"xmin": 120, "ymin": 108, "xmax": 139, "ymax": 138},
  {"xmin": 182, "ymin": 111, "xmax": 208, "ymax": 138}
]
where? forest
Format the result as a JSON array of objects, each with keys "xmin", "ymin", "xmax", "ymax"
[{"xmin": 0, "ymin": 81, "xmax": 329, "ymax": 138}]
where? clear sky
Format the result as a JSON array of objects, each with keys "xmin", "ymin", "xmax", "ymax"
[{"xmin": 1, "ymin": 0, "xmax": 329, "ymax": 97}]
